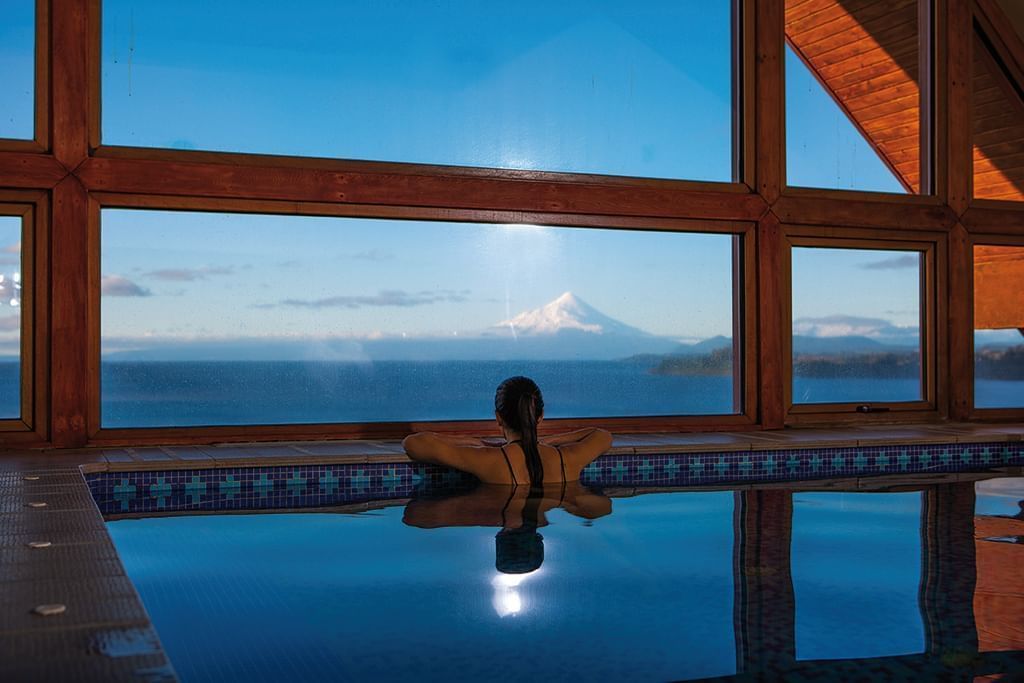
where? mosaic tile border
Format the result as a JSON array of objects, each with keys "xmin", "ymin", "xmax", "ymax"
[{"xmin": 86, "ymin": 441, "xmax": 1024, "ymax": 516}]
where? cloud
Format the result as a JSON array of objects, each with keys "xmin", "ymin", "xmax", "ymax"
[
  {"xmin": 142, "ymin": 266, "xmax": 234, "ymax": 281},
  {"xmin": 0, "ymin": 314, "xmax": 19, "ymax": 331},
  {"xmin": 346, "ymin": 249, "xmax": 394, "ymax": 262},
  {"xmin": 260, "ymin": 289, "xmax": 469, "ymax": 310},
  {"xmin": 860, "ymin": 255, "xmax": 919, "ymax": 270},
  {"xmin": 793, "ymin": 314, "xmax": 918, "ymax": 340},
  {"xmin": 1, "ymin": 242, "xmax": 20, "ymax": 254},
  {"xmin": 101, "ymin": 275, "xmax": 151, "ymax": 297}
]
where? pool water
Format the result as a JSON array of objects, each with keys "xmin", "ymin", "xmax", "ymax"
[{"xmin": 107, "ymin": 475, "xmax": 1024, "ymax": 681}]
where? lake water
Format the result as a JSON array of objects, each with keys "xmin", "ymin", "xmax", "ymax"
[
  {"xmin": 89, "ymin": 360, "xmax": 1020, "ymax": 427},
  {"xmin": 0, "ymin": 361, "xmax": 1019, "ymax": 426}
]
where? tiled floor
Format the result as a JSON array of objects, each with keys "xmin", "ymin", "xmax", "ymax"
[
  {"xmin": 0, "ymin": 457, "xmax": 176, "ymax": 681},
  {"xmin": 1, "ymin": 421, "xmax": 1023, "ymax": 680}
]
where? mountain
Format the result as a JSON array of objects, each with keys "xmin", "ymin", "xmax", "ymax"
[
  {"xmin": 791, "ymin": 335, "xmax": 911, "ymax": 354},
  {"xmin": 494, "ymin": 292, "xmax": 651, "ymax": 337},
  {"xmin": 104, "ymin": 293, "xmax": 681, "ymax": 361}
]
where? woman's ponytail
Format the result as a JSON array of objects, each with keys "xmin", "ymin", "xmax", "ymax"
[
  {"xmin": 494, "ymin": 376, "xmax": 546, "ymax": 488},
  {"xmin": 517, "ymin": 393, "xmax": 543, "ymax": 487}
]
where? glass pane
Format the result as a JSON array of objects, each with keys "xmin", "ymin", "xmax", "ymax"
[
  {"xmin": 101, "ymin": 210, "xmax": 739, "ymax": 427},
  {"xmin": 973, "ymin": 29, "xmax": 1024, "ymax": 201},
  {"xmin": 0, "ymin": 1, "xmax": 34, "ymax": 139},
  {"xmin": 101, "ymin": 1, "xmax": 734, "ymax": 181},
  {"xmin": 785, "ymin": 0, "xmax": 919, "ymax": 193},
  {"xmin": 974, "ymin": 245, "xmax": 1024, "ymax": 408},
  {"xmin": 792, "ymin": 492, "xmax": 924, "ymax": 660},
  {"xmin": 0, "ymin": 217, "xmax": 22, "ymax": 418},
  {"xmin": 791, "ymin": 246, "xmax": 922, "ymax": 404}
]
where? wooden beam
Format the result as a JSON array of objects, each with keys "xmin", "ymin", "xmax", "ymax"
[
  {"xmin": 50, "ymin": 0, "xmax": 92, "ymax": 168},
  {"xmin": 74, "ymin": 155, "xmax": 769, "ymax": 221},
  {"xmin": 757, "ymin": 211, "xmax": 785, "ymax": 429},
  {"xmin": 962, "ymin": 204, "xmax": 1024, "ymax": 233},
  {"xmin": 772, "ymin": 193, "xmax": 956, "ymax": 230},
  {"xmin": 754, "ymin": 0, "xmax": 784, "ymax": 204},
  {"xmin": 50, "ymin": 176, "xmax": 90, "ymax": 447},
  {"xmin": 946, "ymin": 0, "xmax": 972, "ymax": 214},
  {"xmin": 0, "ymin": 153, "xmax": 67, "ymax": 189}
]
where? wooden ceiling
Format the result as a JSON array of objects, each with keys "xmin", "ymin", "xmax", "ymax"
[
  {"xmin": 972, "ymin": 31, "xmax": 1024, "ymax": 201},
  {"xmin": 974, "ymin": 245, "xmax": 1024, "ymax": 331}
]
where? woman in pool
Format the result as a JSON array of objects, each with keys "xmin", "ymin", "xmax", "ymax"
[{"xmin": 402, "ymin": 376, "xmax": 612, "ymax": 487}]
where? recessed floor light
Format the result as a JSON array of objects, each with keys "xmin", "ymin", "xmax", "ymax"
[
  {"xmin": 26, "ymin": 541, "xmax": 52, "ymax": 549},
  {"xmin": 26, "ymin": 502, "xmax": 47, "ymax": 508},
  {"xmin": 32, "ymin": 604, "xmax": 66, "ymax": 617},
  {"xmin": 23, "ymin": 475, "xmax": 40, "ymax": 481}
]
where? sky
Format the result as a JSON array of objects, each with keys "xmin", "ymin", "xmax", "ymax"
[
  {"xmin": 0, "ymin": 1, "xmax": 978, "ymax": 356},
  {"xmin": 0, "ymin": 1, "xmax": 33, "ymax": 138}
]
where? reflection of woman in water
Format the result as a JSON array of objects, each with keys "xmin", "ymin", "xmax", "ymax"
[
  {"xmin": 404, "ymin": 482, "xmax": 613, "ymax": 614},
  {"xmin": 402, "ymin": 376, "xmax": 612, "ymax": 487}
]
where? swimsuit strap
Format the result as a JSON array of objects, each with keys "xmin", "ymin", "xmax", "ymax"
[
  {"xmin": 554, "ymin": 445, "xmax": 568, "ymax": 501},
  {"xmin": 499, "ymin": 445, "xmax": 519, "ymax": 486}
]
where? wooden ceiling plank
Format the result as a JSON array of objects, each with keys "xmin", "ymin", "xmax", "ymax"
[{"xmin": 788, "ymin": 3, "xmax": 916, "ymax": 53}]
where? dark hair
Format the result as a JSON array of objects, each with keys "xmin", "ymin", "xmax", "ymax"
[{"xmin": 494, "ymin": 376, "xmax": 545, "ymax": 487}]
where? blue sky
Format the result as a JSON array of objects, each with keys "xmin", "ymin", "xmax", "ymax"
[{"xmin": 0, "ymin": 1, "xmax": 33, "ymax": 139}]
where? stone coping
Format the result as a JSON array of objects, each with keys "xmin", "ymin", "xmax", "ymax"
[{"xmin": 55, "ymin": 421, "xmax": 1024, "ymax": 474}]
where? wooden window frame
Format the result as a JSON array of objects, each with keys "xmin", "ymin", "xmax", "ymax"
[
  {"xmin": 85, "ymin": 194, "xmax": 760, "ymax": 445},
  {"xmin": 963, "ymin": 232, "xmax": 1024, "ymax": 420},
  {"xmin": 781, "ymin": 226, "xmax": 948, "ymax": 426},
  {"xmin": 0, "ymin": 191, "xmax": 48, "ymax": 442}
]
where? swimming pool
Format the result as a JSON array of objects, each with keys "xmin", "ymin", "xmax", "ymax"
[{"xmin": 103, "ymin": 470, "xmax": 1024, "ymax": 681}]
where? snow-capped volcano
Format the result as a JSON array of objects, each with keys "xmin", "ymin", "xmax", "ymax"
[{"xmin": 496, "ymin": 292, "xmax": 651, "ymax": 337}]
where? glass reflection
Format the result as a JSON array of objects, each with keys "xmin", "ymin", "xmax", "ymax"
[
  {"xmin": 0, "ymin": 216, "xmax": 21, "ymax": 418},
  {"xmin": 404, "ymin": 482, "xmax": 612, "ymax": 618}
]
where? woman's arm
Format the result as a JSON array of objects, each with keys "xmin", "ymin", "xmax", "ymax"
[
  {"xmin": 402, "ymin": 432, "xmax": 494, "ymax": 477},
  {"xmin": 543, "ymin": 427, "xmax": 612, "ymax": 447},
  {"xmin": 550, "ymin": 428, "xmax": 613, "ymax": 476}
]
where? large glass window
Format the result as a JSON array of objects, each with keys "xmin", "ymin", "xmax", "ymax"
[
  {"xmin": 791, "ymin": 246, "xmax": 922, "ymax": 405},
  {"xmin": 0, "ymin": 217, "xmax": 22, "ymax": 419},
  {"xmin": 100, "ymin": 210, "xmax": 740, "ymax": 428},
  {"xmin": 973, "ymin": 28, "xmax": 1024, "ymax": 201},
  {"xmin": 792, "ymin": 492, "xmax": 924, "ymax": 660},
  {"xmin": 785, "ymin": 0, "xmax": 921, "ymax": 193},
  {"xmin": 0, "ymin": 1, "xmax": 34, "ymax": 140},
  {"xmin": 974, "ymin": 245, "xmax": 1024, "ymax": 409},
  {"xmin": 101, "ymin": 1, "xmax": 734, "ymax": 181}
]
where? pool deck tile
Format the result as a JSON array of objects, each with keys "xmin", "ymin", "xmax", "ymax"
[{"xmin": 0, "ymin": 457, "xmax": 178, "ymax": 681}]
